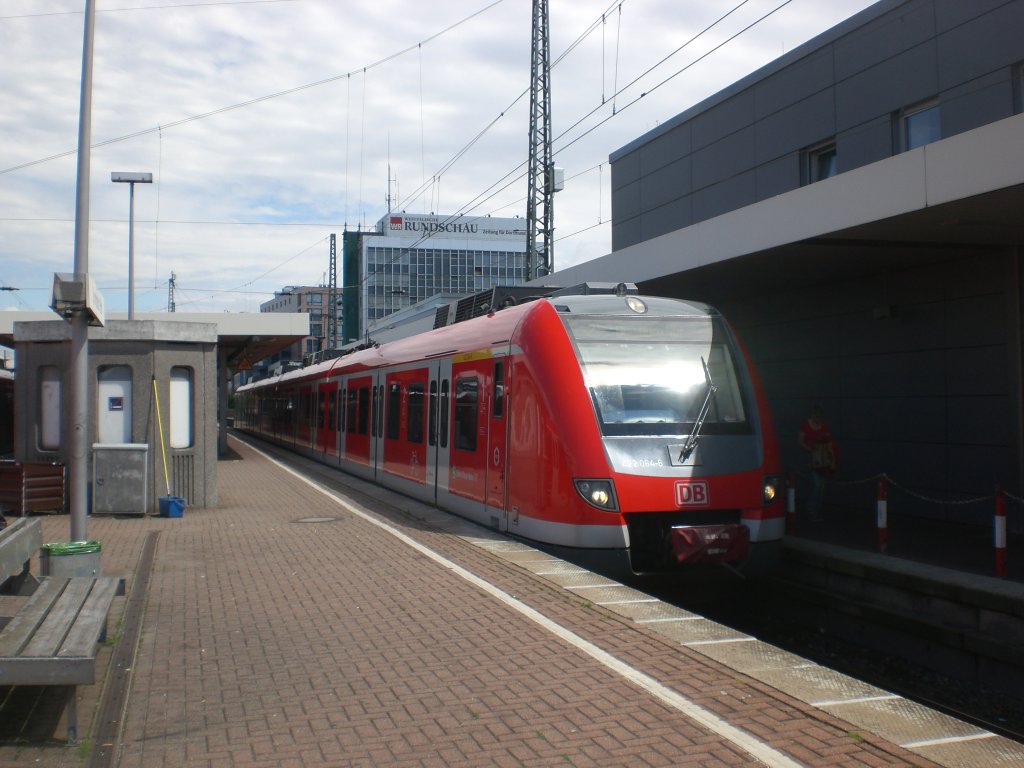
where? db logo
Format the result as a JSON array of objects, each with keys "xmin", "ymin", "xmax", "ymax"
[{"xmin": 675, "ymin": 481, "xmax": 710, "ymax": 507}]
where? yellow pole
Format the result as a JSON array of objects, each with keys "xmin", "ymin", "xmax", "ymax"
[{"xmin": 152, "ymin": 376, "xmax": 171, "ymax": 496}]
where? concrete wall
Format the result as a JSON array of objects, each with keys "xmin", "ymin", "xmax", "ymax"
[
  {"xmin": 13, "ymin": 320, "xmax": 219, "ymax": 512},
  {"xmin": 611, "ymin": 0, "xmax": 1024, "ymax": 250},
  {"xmin": 713, "ymin": 249, "xmax": 1020, "ymax": 521}
]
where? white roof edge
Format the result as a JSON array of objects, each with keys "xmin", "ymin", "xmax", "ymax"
[
  {"xmin": 0, "ymin": 311, "xmax": 310, "ymax": 339},
  {"xmin": 547, "ymin": 113, "xmax": 1024, "ymax": 287}
]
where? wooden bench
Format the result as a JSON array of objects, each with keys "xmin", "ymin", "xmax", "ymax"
[
  {"xmin": 0, "ymin": 517, "xmax": 42, "ymax": 595},
  {"xmin": 0, "ymin": 575, "xmax": 122, "ymax": 743}
]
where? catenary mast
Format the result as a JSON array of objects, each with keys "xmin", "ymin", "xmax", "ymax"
[{"xmin": 525, "ymin": 0, "xmax": 553, "ymax": 280}]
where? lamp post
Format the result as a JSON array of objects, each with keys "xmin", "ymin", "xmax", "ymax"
[{"xmin": 111, "ymin": 172, "xmax": 152, "ymax": 319}]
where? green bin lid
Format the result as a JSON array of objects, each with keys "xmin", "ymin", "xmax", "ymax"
[{"xmin": 42, "ymin": 540, "xmax": 102, "ymax": 556}]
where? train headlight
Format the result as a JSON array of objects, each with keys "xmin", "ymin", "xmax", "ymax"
[
  {"xmin": 575, "ymin": 479, "xmax": 619, "ymax": 512},
  {"xmin": 626, "ymin": 296, "xmax": 648, "ymax": 314},
  {"xmin": 763, "ymin": 475, "xmax": 783, "ymax": 505}
]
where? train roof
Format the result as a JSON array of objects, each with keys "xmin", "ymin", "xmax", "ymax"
[{"xmin": 236, "ymin": 285, "xmax": 721, "ymax": 392}]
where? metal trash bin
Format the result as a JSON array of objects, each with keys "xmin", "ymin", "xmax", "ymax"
[{"xmin": 40, "ymin": 540, "xmax": 102, "ymax": 577}]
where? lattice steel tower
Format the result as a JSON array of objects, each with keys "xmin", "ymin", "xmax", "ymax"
[
  {"xmin": 327, "ymin": 233, "xmax": 338, "ymax": 349},
  {"xmin": 167, "ymin": 271, "xmax": 176, "ymax": 312},
  {"xmin": 526, "ymin": 0, "xmax": 553, "ymax": 280}
]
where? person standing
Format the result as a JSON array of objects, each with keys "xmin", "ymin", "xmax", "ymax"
[{"xmin": 798, "ymin": 404, "xmax": 836, "ymax": 521}]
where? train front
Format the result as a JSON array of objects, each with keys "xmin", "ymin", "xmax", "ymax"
[{"xmin": 556, "ymin": 294, "xmax": 784, "ymax": 574}]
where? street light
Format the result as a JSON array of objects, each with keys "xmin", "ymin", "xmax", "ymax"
[{"xmin": 111, "ymin": 171, "xmax": 152, "ymax": 319}]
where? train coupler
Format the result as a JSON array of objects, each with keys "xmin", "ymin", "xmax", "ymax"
[{"xmin": 669, "ymin": 523, "xmax": 749, "ymax": 564}]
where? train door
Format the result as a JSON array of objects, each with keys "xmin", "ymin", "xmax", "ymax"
[
  {"xmin": 296, "ymin": 384, "xmax": 313, "ymax": 448},
  {"xmin": 432, "ymin": 360, "xmax": 453, "ymax": 505},
  {"xmin": 316, "ymin": 380, "xmax": 336, "ymax": 455},
  {"xmin": 486, "ymin": 358, "xmax": 509, "ymax": 528},
  {"xmin": 371, "ymin": 373, "xmax": 384, "ymax": 480},
  {"xmin": 342, "ymin": 375, "xmax": 373, "ymax": 469},
  {"xmin": 447, "ymin": 355, "xmax": 492, "ymax": 523},
  {"xmin": 380, "ymin": 366, "xmax": 432, "ymax": 487}
]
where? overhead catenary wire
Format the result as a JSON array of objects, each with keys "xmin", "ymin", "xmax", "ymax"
[
  {"xmin": 0, "ymin": 0, "xmax": 305, "ymax": 21},
  {"xmin": 5, "ymin": 0, "xmax": 814, "ymax": 306},
  {"xmin": 0, "ymin": 0, "xmax": 505, "ymax": 177},
  {"xmin": 344, "ymin": 0, "xmax": 784, "ymax": 296},
  {"xmin": 396, "ymin": 0, "xmax": 772, "ymax": 249}
]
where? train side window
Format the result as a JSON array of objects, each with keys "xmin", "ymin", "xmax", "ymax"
[
  {"xmin": 440, "ymin": 379, "xmax": 450, "ymax": 449},
  {"xmin": 371, "ymin": 386, "xmax": 379, "ymax": 437},
  {"xmin": 408, "ymin": 382, "xmax": 425, "ymax": 444},
  {"xmin": 357, "ymin": 387, "xmax": 369, "ymax": 435},
  {"xmin": 454, "ymin": 376, "xmax": 479, "ymax": 452},
  {"xmin": 492, "ymin": 361, "xmax": 504, "ymax": 419},
  {"xmin": 339, "ymin": 388, "xmax": 346, "ymax": 431},
  {"xmin": 328, "ymin": 390, "xmax": 337, "ymax": 430},
  {"xmin": 319, "ymin": 391, "xmax": 326, "ymax": 428},
  {"xmin": 347, "ymin": 388, "xmax": 358, "ymax": 432},
  {"xmin": 377, "ymin": 385, "xmax": 385, "ymax": 437},
  {"xmin": 386, "ymin": 383, "xmax": 401, "ymax": 440},
  {"xmin": 428, "ymin": 380, "xmax": 438, "ymax": 446}
]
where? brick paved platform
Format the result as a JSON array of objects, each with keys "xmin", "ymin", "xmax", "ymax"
[{"xmin": 0, "ymin": 437, "xmax": 976, "ymax": 767}]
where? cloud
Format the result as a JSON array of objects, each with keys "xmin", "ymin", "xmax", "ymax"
[{"xmin": 0, "ymin": 0, "xmax": 877, "ymax": 314}]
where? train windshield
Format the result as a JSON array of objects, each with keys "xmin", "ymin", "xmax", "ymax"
[{"xmin": 563, "ymin": 314, "xmax": 748, "ymax": 437}]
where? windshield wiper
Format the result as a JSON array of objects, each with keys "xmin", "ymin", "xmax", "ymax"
[{"xmin": 679, "ymin": 357, "xmax": 718, "ymax": 461}]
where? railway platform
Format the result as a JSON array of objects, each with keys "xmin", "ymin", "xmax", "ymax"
[
  {"xmin": 789, "ymin": 494, "xmax": 1024, "ymax": 584},
  {"xmin": 1, "ymin": 436, "xmax": 1022, "ymax": 767}
]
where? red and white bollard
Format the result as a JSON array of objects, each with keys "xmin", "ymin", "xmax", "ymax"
[
  {"xmin": 995, "ymin": 486, "xmax": 1007, "ymax": 578},
  {"xmin": 877, "ymin": 477, "xmax": 888, "ymax": 553},
  {"xmin": 786, "ymin": 471, "xmax": 797, "ymax": 534}
]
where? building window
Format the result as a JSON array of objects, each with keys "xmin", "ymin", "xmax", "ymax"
[
  {"xmin": 803, "ymin": 140, "xmax": 837, "ymax": 184},
  {"xmin": 169, "ymin": 367, "xmax": 193, "ymax": 448},
  {"xmin": 898, "ymin": 100, "xmax": 940, "ymax": 151},
  {"xmin": 306, "ymin": 293, "xmax": 323, "ymax": 306},
  {"xmin": 39, "ymin": 366, "xmax": 61, "ymax": 450}
]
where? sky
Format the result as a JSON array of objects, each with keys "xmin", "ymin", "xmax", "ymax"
[{"xmin": 0, "ymin": 0, "xmax": 878, "ymax": 316}]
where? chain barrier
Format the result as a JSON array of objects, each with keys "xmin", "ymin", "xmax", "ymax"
[
  {"xmin": 788, "ymin": 468, "xmax": 1014, "ymax": 577},
  {"xmin": 823, "ymin": 470, "xmax": 1004, "ymax": 507}
]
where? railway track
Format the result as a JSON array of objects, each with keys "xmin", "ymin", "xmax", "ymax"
[{"xmin": 632, "ymin": 568, "xmax": 1024, "ymax": 744}]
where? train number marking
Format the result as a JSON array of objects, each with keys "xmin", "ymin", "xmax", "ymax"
[{"xmin": 675, "ymin": 481, "xmax": 710, "ymax": 507}]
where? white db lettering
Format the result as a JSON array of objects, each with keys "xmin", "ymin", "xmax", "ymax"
[{"xmin": 675, "ymin": 481, "xmax": 709, "ymax": 506}]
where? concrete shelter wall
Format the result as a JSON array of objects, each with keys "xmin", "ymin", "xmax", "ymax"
[{"xmin": 13, "ymin": 320, "xmax": 219, "ymax": 512}]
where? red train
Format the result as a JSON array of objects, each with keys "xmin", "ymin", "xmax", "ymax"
[{"xmin": 234, "ymin": 284, "xmax": 784, "ymax": 574}]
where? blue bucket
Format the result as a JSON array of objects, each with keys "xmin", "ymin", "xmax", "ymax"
[{"xmin": 158, "ymin": 495, "xmax": 185, "ymax": 518}]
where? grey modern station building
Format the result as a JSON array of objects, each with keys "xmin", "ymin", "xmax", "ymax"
[{"xmin": 549, "ymin": 0, "xmax": 1024, "ymax": 525}]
